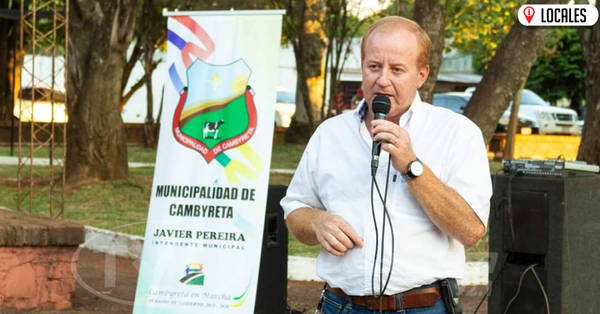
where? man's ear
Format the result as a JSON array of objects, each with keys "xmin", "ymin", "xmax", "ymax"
[{"xmin": 417, "ymin": 65, "xmax": 430, "ymax": 88}]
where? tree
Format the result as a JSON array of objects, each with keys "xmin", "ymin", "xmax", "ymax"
[
  {"xmin": 67, "ymin": 0, "xmax": 141, "ymax": 183},
  {"xmin": 463, "ymin": 0, "xmax": 569, "ymax": 144},
  {"xmin": 504, "ymin": 81, "xmax": 525, "ymax": 159},
  {"xmin": 321, "ymin": 0, "xmax": 376, "ymax": 119},
  {"xmin": 446, "ymin": 0, "xmax": 525, "ymax": 73},
  {"xmin": 136, "ymin": 0, "xmax": 170, "ymax": 149},
  {"xmin": 413, "ymin": 0, "xmax": 447, "ymax": 104},
  {"xmin": 385, "ymin": 0, "xmax": 414, "ymax": 17},
  {"xmin": 526, "ymin": 28, "xmax": 585, "ymax": 115},
  {"xmin": 0, "ymin": 0, "xmax": 26, "ymax": 123},
  {"xmin": 0, "ymin": 0, "xmax": 13, "ymax": 122},
  {"xmin": 577, "ymin": 0, "xmax": 600, "ymax": 165},
  {"xmin": 273, "ymin": 0, "xmax": 327, "ymax": 143}
]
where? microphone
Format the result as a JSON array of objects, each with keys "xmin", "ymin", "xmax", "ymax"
[{"xmin": 371, "ymin": 95, "xmax": 391, "ymax": 175}]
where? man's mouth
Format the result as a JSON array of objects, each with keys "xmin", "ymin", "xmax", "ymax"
[{"xmin": 375, "ymin": 93, "xmax": 393, "ymax": 98}]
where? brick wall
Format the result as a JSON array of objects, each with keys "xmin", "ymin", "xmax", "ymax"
[
  {"xmin": 0, "ymin": 246, "xmax": 79, "ymax": 311},
  {"xmin": 0, "ymin": 209, "xmax": 84, "ymax": 312}
]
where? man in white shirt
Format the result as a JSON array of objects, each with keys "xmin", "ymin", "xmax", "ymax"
[{"xmin": 281, "ymin": 16, "xmax": 492, "ymax": 313}]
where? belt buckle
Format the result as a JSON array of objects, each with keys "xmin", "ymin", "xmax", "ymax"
[
  {"xmin": 366, "ymin": 296, "xmax": 380, "ymax": 310},
  {"xmin": 366, "ymin": 295, "xmax": 385, "ymax": 310},
  {"xmin": 366, "ymin": 295, "xmax": 403, "ymax": 312}
]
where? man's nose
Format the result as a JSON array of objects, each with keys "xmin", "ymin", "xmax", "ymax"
[{"xmin": 376, "ymin": 69, "xmax": 391, "ymax": 87}]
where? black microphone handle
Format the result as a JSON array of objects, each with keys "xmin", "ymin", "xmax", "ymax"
[
  {"xmin": 372, "ymin": 141, "xmax": 382, "ymax": 159},
  {"xmin": 371, "ymin": 112, "xmax": 387, "ymax": 175},
  {"xmin": 372, "ymin": 112, "xmax": 388, "ymax": 157}
]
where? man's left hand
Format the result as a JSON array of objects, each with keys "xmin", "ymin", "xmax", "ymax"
[{"xmin": 372, "ymin": 119, "xmax": 416, "ymax": 173}]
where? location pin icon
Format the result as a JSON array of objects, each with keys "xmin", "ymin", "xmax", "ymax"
[{"xmin": 524, "ymin": 6, "xmax": 535, "ymax": 24}]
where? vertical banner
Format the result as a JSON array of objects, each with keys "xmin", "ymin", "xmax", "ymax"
[{"xmin": 133, "ymin": 10, "xmax": 284, "ymax": 313}]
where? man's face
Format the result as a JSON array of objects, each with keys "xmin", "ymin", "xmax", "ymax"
[{"xmin": 361, "ymin": 29, "xmax": 429, "ymax": 121}]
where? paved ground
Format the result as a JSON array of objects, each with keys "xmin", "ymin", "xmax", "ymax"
[{"xmin": 2, "ymin": 249, "xmax": 488, "ymax": 314}]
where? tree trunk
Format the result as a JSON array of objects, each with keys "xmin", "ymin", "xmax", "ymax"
[
  {"xmin": 464, "ymin": 0, "xmax": 568, "ymax": 144},
  {"xmin": 119, "ymin": 39, "xmax": 143, "ymax": 111},
  {"xmin": 504, "ymin": 82, "xmax": 525, "ymax": 160},
  {"xmin": 143, "ymin": 43, "xmax": 156, "ymax": 149},
  {"xmin": 413, "ymin": 0, "xmax": 447, "ymax": 104},
  {"xmin": 577, "ymin": 0, "xmax": 600, "ymax": 165},
  {"xmin": 0, "ymin": 0, "xmax": 12, "ymax": 122},
  {"xmin": 66, "ymin": 0, "xmax": 140, "ymax": 184},
  {"xmin": 138, "ymin": 0, "xmax": 164, "ymax": 149},
  {"xmin": 285, "ymin": 0, "xmax": 326, "ymax": 143}
]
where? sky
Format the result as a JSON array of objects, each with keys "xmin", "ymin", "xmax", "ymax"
[{"xmin": 350, "ymin": 0, "xmax": 391, "ymax": 19}]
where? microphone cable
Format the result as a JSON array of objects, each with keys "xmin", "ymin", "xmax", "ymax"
[{"xmin": 370, "ymin": 154, "xmax": 395, "ymax": 312}]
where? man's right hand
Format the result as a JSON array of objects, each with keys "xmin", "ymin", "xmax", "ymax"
[
  {"xmin": 313, "ymin": 213, "xmax": 364, "ymax": 256},
  {"xmin": 286, "ymin": 207, "xmax": 363, "ymax": 257}
]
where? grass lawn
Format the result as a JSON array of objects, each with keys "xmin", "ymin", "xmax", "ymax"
[{"xmin": 0, "ymin": 144, "xmax": 500, "ymax": 261}]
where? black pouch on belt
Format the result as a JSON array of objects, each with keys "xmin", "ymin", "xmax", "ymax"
[{"xmin": 440, "ymin": 278, "xmax": 463, "ymax": 314}]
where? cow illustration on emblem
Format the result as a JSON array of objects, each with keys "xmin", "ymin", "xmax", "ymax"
[{"xmin": 172, "ymin": 59, "xmax": 257, "ymax": 163}]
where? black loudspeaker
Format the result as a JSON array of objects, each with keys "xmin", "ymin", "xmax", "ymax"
[
  {"xmin": 488, "ymin": 175, "xmax": 600, "ymax": 314},
  {"xmin": 254, "ymin": 185, "xmax": 288, "ymax": 314}
]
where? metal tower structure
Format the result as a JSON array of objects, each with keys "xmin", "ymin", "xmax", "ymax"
[{"xmin": 17, "ymin": 0, "xmax": 68, "ymax": 218}]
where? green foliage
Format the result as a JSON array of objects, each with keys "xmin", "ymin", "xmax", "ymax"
[
  {"xmin": 383, "ymin": 0, "xmax": 414, "ymax": 18},
  {"xmin": 447, "ymin": 0, "xmax": 525, "ymax": 73},
  {"xmin": 526, "ymin": 28, "xmax": 585, "ymax": 109}
]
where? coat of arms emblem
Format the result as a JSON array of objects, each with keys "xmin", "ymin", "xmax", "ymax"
[{"xmin": 173, "ymin": 59, "xmax": 256, "ymax": 163}]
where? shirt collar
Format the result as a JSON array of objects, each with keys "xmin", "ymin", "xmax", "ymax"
[{"xmin": 356, "ymin": 93, "xmax": 423, "ymax": 132}]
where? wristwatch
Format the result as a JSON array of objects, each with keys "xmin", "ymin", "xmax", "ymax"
[{"xmin": 402, "ymin": 158, "xmax": 423, "ymax": 181}]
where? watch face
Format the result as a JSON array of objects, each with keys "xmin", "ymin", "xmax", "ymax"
[{"xmin": 411, "ymin": 161, "xmax": 424, "ymax": 176}]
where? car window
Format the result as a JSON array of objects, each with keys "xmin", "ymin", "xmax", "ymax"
[
  {"xmin": 276, "ymin": 91, "xmax": 295, "ymax": 103},
  {"xmin": 446, "ymin": 97, "xmax": 467, "ymax": 114},
  {"xmin": 520, "ymin": 90, "xmax": 548, "ymax": 106}
]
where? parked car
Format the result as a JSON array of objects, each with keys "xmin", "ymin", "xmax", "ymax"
[
  {"xmin": 433, "ymin": 89, "xmax": 580, "ymax": 135},
  {"xmin": 432, "ymin": 92, "xmax": 537, "ymax": 133},
  {"xmin": 466, "ymin": 87, "xmax": 579, "ymax": 135},
  {"xmin": 275, "ymin": 88, "xmax": 296, "ymax": 128}
]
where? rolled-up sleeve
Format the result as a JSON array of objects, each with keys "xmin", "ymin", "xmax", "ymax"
[{"xmin": 280, "ymin": 133, "xmax": 325, "ymax": 218}]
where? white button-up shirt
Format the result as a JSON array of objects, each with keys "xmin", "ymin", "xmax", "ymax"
[{"xmin": 281, "ymin": 94, "xmax": 492, "ymax": 295}]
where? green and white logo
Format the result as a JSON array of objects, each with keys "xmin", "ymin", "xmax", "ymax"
[{"xmin": 180, "ymin": 263, "xmax": 205, "ymax": 286}]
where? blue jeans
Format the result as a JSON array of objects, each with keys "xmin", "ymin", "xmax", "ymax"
[{"xmin": 321, "ymin": 289, "xmax": 448, "ymax": 314}]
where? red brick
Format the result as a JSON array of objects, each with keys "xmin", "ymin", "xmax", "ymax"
[
  {"xmin": 12, "ymin": 298, "xmax": 39, "ymax": 311},
  {"xmin": 41, "ymin": 299, "xmax": 71, "ymax": 311},
  {"xmin": 47, "ymin": 280, "xmax": 62, "ymax": 303},
  {"xmin": 41, "ymin": 247, "xmax": 79, "ymax": 262},
  {"xmin": 46, "ymin": 279, "xmax": 74, "ymax": 308},
  {"xmin": 4, "ymin": 263, "xmax": 36, "ymax": 299},
  {"xmin": 0, "ymin": 251, "xmax": 15, "ymax": 259},
  {"xmin": 49, "ymin": 262, "xmax": 74, "ymax": 279},
  {"xmin": 16, "ymin": 247, "xmax": 40, "ymax": 264},
  {"xmin": 0, "ymin": 254, "xmax": 19, "ymax": 272},
  {"xmin": 38, "ymin": 282, "xmax": 50, "ymax": 303},
  {"xmin": 60, "ymin": 278, "xmax": 76, "ymax": 293},
  {"xmin": 0, "ymin": 242, "xmax": 78, "ymax": 311},
  {"xmin": 32, "ymin": 262, "xmax": 48, "ymax": 278}
]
